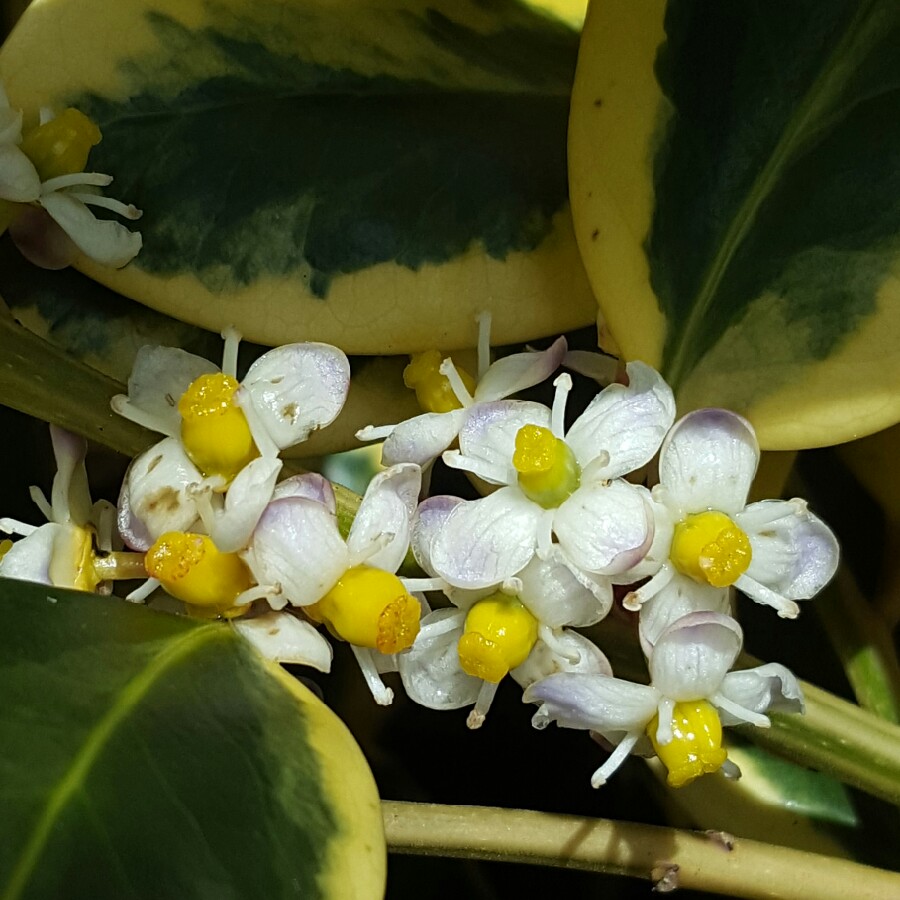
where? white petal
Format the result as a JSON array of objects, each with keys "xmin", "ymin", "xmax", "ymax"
[
  {"xmin": 554, "ymin": 481, "xmax": 654, "ymax": 575},
  {"xmin": 474, "ymin": 336, "xmax": 567, "ymax": 402},
  {"xmin": 0, "ymin": 142, "xmax": 40, "ymax": 201},
  {"xmin": 562, "ymin": 350, "xmax": 618, "ymax": 385},
  {"xmin": 39, "ymin": 191, "xmax": 141, "ymax": 267},
  {"xmin": 718, "ymin": 663, "xmax": 805, "ymax": 724},
  {"xmin": 347, "ymin": 463, "xmax": 421, "ymax": 572},
  {"xmin": 397, "ymin": 608, "xmax": 481, "ymax": 710},
  {"xmin": 207, "ymin": 457, "xmax": 282, "ymax": 552},
  {"xmin": 234, "ymin": 611, "xmax": 333, "ymax": 672},
  {"xmin": 117, "ymin": 438, "xmax": 203, "ymax": 549},
  {"xmin": 456, "ymin": 400, "xmax": 551, "ymax": 484},
  {"xmin": 523, "ymin": 673, "xmax": 658, "ymax": 733},
  {"xmin": 612, "ymin": 496, "xmax": 675, "ymax": 583},
  {"xmin": 0, "ymin": 103, "xmax": 24, "ymax": 143},
  {"xmin": 241, "ymin": 343, "xmax": 350, "ymax": 450},
  {"xmin": 738, "ymin": 500, "xmax": 839, "ymax": 600},
  {"xmin": 272, "ymin": 472, "xmax": 335, "ymax": 511},
  {"xmin": 49, "ymin": 425, "xmax": 91, "ymax": 526},
  {"xmin": 381, "ymin": 408, "xmax": 466, "ymax": 466},
  {"xmin": 410, "ymin": 495, "xmax": 463, "ymax": 575},
  {"xmin": 659, "ymin": 409, "xmax": 759, "ymax": 517},
  {"xmin": 0, "ymin": 523, "xmax": 59, "ymax": 584},
  {"xmin": 564, "ymin": 361, "xmax": 675, "ymax": 475},
  {"xmin": 512, "ymin": 630, "xmax": 612, "ymax": 690},
  {"xmin": 429, "ymin": 487, "xmax": 542, "ymax": 588},
  {"xmin": 639, "ymin": 576, "xmax": 732, "ymax": 656},
  {"xmin": 517, "ymin": 555, "xmax": 612, "ymax": 627},
  {"xmin": 117, "ymin": 345, "xmax": 218, "ymax": 437},
  {"xmin": 648, "ymin": 612, "xmax": 743, "ymax": 701},
  {"xmin": 244, "ymin": 497, "xmax": 348, "ymax": 606}
]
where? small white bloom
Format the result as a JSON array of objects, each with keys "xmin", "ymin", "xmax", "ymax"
[
  {"xmin": 356, "ymin": 313, "xmax": 568, "ymax": 466},
  {"xmin": 623, "ymin": 409, "xmax": 839, "ymax": 621},
  {"xmin": 114, "ymin": 329, "xmax": 350, "ymax": 552},
  {"xmin": 426, "ymin": 362, "xmax": 675, "ymax": 588},
  {"xmin": 241, "ymin": 464, "xmax": 423, "ymax": 705},
  {"xmin": 524, "ymin": 612, "xmax": 804, "ymax": 788}
]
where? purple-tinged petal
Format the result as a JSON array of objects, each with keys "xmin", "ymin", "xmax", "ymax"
[
  {"xmin": 474, "ymin": 336, "xmax": 567, "ymax": 402},
  {"xmin": 411, "ymin": 495, "xmax": 463, "ymax": 575},
  {"xmin": 563, "ymin": 350, "xmax": 618, "ymax": 385},
  {"xmin": 242, "ymin": 342, "xmax": 350, "ymax": 450},
  {"xmin": 659, "ymin": 409, "xmax": 759, "ymax": 517},
  {"xmin": 348, "ymin": 463, "xmax": 421, "ymax": 572},
  {"xmin": 518, "ymin": 556, "xmax": 612, "ymax": 627},
  {"xmin": 245, "ymin": 497, "xmax": 348, "ymax": 606},
  {"xmin": 718, "ymin": 663, "xmax": 805, "ymax": 725},
  {"xmin": 564, "ymin": 361, "xmax": 675, "ymax": 475},
  {"xmin": 523, "ymin": 672, "xmax": 658, "ymax": 733},
  {"xmin": 49, "ymin": 426, "xmax": 90, "ymax": 526},
  {"xmin": 649, "ymin": 612, "xmax": 743, "ymax": 701},
  {"xmin": 457, "ymin": 400, "xmax": 551, "ymax": 484},
  {"xmin": 234, "ymin": 611, "xmax": 333, "ymax": 672},
  {"xmin": 555, "ymin": 481, "xmax": 654, "ymax": 576},
  {"xmin": 272, "ymin": 472, "xmax": 336, "ymax": 511},
  {"xmin": 430, "ymin": 487, "xmax": 542, "ymax": 588},
  {"xmin": 207, "ymin": 457, "xmax": 282, "ymax": 552},
  {"xmin": 512, "ymin": 630, "xmax": 613, "ymax": 690},
  {"xmin": 118, "ymin": 438, "xmax": 203, "ymax": 550},
  {"xmin": 382, "ymin": 409, "xmax": 466, "ymax": 466},
  {"xmin": 738, "ymin": 500, "xmax": 839, "ymax": 600}
]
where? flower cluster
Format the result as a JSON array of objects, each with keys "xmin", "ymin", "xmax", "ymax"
[{"xmin": 0, "ymin": 321, "xmax": 839, "ymax": 790}]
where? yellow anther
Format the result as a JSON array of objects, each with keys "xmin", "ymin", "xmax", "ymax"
[
  {"xmin": 145, "ymin": 532, "xmax": 253, "ymax": 614},
  {"xmin": 403, "ymin": 350, "xmax": 476, "ymax": 413},
  {"xmin": 178, "ymin": 373, "xmax": 258, "ymax": 483},
  {"xmin": 310, "ymin": 565, "xmax": 420, "ymax": 654},
  {"xmin": 647, "ymin": 700, "xmax": 728, "ymax": 787},
  {"xmin": 0, "ymin": 539, "xmax": 11, "ymax": 561},
  {"xmin": 19, "ymin": 108, "xmax": 102, "ymax": 181},
  {"xmin": 512, "ymin": 424, "xmax": 580, "ymax": 509},
  {"xmin": 49, "ymin": 524, "xmax": 101, "ymax": 592},
  {"xmin": 670, "ymin": 510, "xmax": 752, "ymax": 587},
  {"xmin": 457, "ymin": 593, "xmax": 539, "ymax": 683}
]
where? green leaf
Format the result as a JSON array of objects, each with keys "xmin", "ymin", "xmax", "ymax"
[
  {"xmin": 0, "ymin": 0, "xmax": 595, "ymax": 353},
  {"xmin": 0, "ymin": 578, "xmax": 385, "ymax": 900},
  {"xmin": 570, "ymin": 0, "xmax": 900, "ymax": 449}
]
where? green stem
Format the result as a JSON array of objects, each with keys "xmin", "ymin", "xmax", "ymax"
[
  {"xmin": 382, "ymin": 801, "xmax": 900, "ymax": 899},
  {"xmin": 816, "ymin": 564, "xmax": 900, "ymax": 722}
]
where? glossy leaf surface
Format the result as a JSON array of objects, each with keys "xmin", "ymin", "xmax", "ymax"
[
  {"xmin": 570, "ymin": 0, "xmax": 900, "ymax": 449},
  {"xmin": 0, "ymin": 0, "xmax": 595, "ymax": 353},
  {"xmin": 0, "ymin": 578, "xmax": 385, "ymax": 900}
]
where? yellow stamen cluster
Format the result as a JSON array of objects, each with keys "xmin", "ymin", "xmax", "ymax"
[
  {"xmin": 145, "ymin": 531, "xmax": 252, "ymax": 617},
  {"xmin": 457, "ymin": 593, "xmax": 539, "ymax": 683},
  {"xmin": 403, "ymin": 350, "xmax": 476, "ymax": 414},
  {"xmin": 647, "ymin": 700, "xmax": 728, "ymax": 788},
  {"xmin": 670, "ymin": 510, "xmax": 752, "ymax": 587},
  {"xmin": 309, "ymin": 565, "xmax": 420, "ymax": 654},
  {"xmin": 19, "ymin": 108, "xmax": 102, "ymax": 181},
  {"xmin": 512, "ymin": 425, "xmax": 580, "ymax": 509},
  {"xmin": 178, "ymin": 373, "xmax": 258, "ymax": 483}
]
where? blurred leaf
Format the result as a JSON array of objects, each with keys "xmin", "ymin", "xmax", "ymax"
[
  {"xmin": 0, "ymin": 578, "xmax": 385, "ymax": 900},
  {"xmin": 1, "ymin": 0, "xmax": 595, "ymax": 354},
  {"xmin": 570, "ymin": 0, "xmax": 900, "ymax": 449}
]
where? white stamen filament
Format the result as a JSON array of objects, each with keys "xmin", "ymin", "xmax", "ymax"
[
  {"xmin": 417, "ymin": 614, "xmax": 463, "ymax": 641},
  {"xmin": 38, "ymin": 106, "xmax": 53, "ymax": 126},
  {"xmin": 538, "ymin": 624, "xmax": 580, "ymax": 664},
  {"xmin": 536, "ymin": 510, "xmax": 555, "ymax": 560},
  {"xmin": 41, "ymin": 172, "xmax": 113, "ymax": 193},
  {"xmin": 110, "ymin": 395, "xmax": 179, "ymax": 438},
  {"xmin": 476, "ymin": 310, "xmax": 492, "ymax": 380},
  {"xmin": 220, "ymin": 327, "xmax": 241, "ymax": 379},
  {"xmin": 351, "ymin": 645, "xmax": 394, "ymax": 706},
  {"xmin": 235, "ymin": 387, "xmax": 280, "ymax": 459},
  {"xmin": 67, "ymin": 191, "xmax": 142, "ymax": 219},
  {"xmin": 234, "ymin": 584, "xmax": 277, "ymax": 608},
  {"xmin": 712, "ymin": 693, "xmax": 771, "ymax": 728},
  {"xmin": 93, "ymin": 500, "xmax": 116, "ymax": 553},
  {"xmin": 467, "ymin": 680, "xmax": 499, "ymax": 730},
  {"xmin": 735, "ymin": 498, "xmax": 806, "ymax": 532},
  {"xmin": 126, "ymin": 577, "xmax": 160, "ymax": 603},
  {"xmin": 29, "ymin": 486, "xmax": 53, "ymax": 522},
  {"xmin": 551, "ymin": 373, "xmax": 572, "ymax": 438},
  {"xmin": 439, "ymin": 358, "xmax": 475, "ymax": 408},
  {"xmin": 441, "ymin": 450, "xmax": 506, "ymax": 485},
  {"xmin": 0, "ymin": 517, "xmax": 38, "ymax": 537},
  {"xmin": 655, "ymin": 697, "xmax": 676, "ymax": 745},
  {"xmin": 720, "ymin": 758, "xmax": 742, "ymax": 780},
  {"xmin": 623, "ymin": 563, "xmax": 675, "ymax": 611},
  {"xmin": 400, "ymin": 577, "xmax": 447, "ymax": 593},
  {"xmin": 355, "ymin": 424, "xmax": 398, "ymax": 442},
  {"xmin": 735, "ymin": 574, "xmax": 800, "ymax": 619},
  {"xmin": 591, "ymin": 731, "xmax": 641, "ymax": 787}
]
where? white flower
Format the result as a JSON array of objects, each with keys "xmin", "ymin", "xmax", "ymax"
[
  {"xmin": 357, "ymin": 313, "xmax": 567, "ymax": 466},
  {"xmin": 0, "ymin": 84, "xmax": 142, "ymax": 268},
  {"xmin": 524, "ymin": 612, "xmax": 804, "ymax": 788},
  {"xmin": 623, "ymin": 409, "xmax": 839, "ymax": 623},
  {"xmin": 240, "ymin": 464, "xmax": 423, "ymax": 705},
  {"xmin": 393, "ymin": 494, "xmax": 613, "ymax": 727},
  {"xmin": 114, "ymin": 329, "xmax": 350, "ymax": 553},
  {"xmin": 0, "ymin": 426, "xmax": 117, "ymax": 590},
  {"xmin": 425, "ymin": 362, "xmax": 676, "ymax": 588}
]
